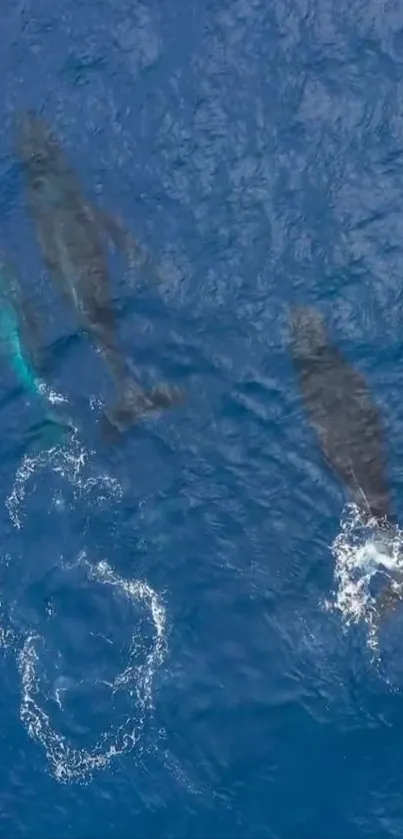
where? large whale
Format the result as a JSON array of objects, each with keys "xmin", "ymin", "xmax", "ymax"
[
  {"xmin": 15, "ymin": 110, "xmax": 184, "ymax": 437},
  {"xmin": 0, "ymin": 258, "xmax": 72, "ymax": 448},
  {"xmin": 290, "ymin": 304, "xmax": 403, "ymax": 611},
  {"xmin": 290, "ymin": 305, "xmax": 393, "ymax": 527}
]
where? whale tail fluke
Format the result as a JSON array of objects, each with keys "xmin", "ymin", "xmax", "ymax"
[{"xmin": 100, "ymin": 380, "xmax": 185, "ymax": 443}]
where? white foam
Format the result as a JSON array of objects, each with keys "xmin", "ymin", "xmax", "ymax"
[
  {"xmin": 6, "ymin": 426, "xmax": 122, "ymax": 529},
  {"xmin": 324, "ymin": 503, "xmax": 403, "ymax": 655},
  {"xmin": 18, "ymin": 552, "xmax": 167, "ymax": 784},
  {"xmin": 36, "ymin": 380, "xmax": 68, "ymax": 406},
  {"xmin": 0, "ymin": 554, "xmax": 18, "ymax": 651}
]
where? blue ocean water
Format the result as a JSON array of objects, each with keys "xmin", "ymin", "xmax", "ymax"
[{"xmin": 1, "ymin": 0, "xmax": 403, "ymax": 836}]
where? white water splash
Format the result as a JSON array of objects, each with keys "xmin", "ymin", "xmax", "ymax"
[
  {"xmin": 0, "ymin": 554, "xmax": 17, "ymax": 651},
  {"xmin": 36, "ymin": 380, "xmax": 68, "ymax": 406},
  {"xmin": 18, "ymin": 552, "xmax": 168, "ymax": 784},
  {"xmin": 324, "ymin": 503, "xmax": 403, "ymax": 654},
  {"xmin": 6, "ymin": 426, "xmax": 122, "ymax": 529}
]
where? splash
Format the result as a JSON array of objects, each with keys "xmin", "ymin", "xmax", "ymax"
[
  {"xmin": 324, "ymin": 503, "xmax": 403, "ymax": 654},
  {"xmin": 6, "ymin": 425, "xmax": 122, "ymax": 529},
  {"xmin": 36, "ymin": 380, "xmax": 68, "ymax": 406},
  {"xmin": 18, "ymin": 552, "xmax": 167, "ymax": 784},
  {"xmin": 0, "ymin": 554, "xmax": 18, "ymax": 651}
]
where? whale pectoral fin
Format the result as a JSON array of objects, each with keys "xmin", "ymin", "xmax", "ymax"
[
  {"xmin": 94, "ymin": 208, "xmax": 142, "ymax": 262},
  {"xmin": 101, "ymin": 380, "xmax": 186, "ymax": 441},
  {"xmin": 18, "ymin": 293, "xmax": 48, "ymax": 372},
  {"xmin": 0, "ymin": 263, "xmax": 47, "ymax": 373},
  {"xmin": 93, "ymin": 205, "xmax": 163, "ymax": 283}
]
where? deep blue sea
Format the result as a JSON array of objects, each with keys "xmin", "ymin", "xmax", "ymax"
[{"xmin": 2, "ymin": 0, "xmax": 403, "ymax": 836}]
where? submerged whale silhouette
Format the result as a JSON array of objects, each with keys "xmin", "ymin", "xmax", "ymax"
[
  {"xmin": 290, "ymin": 305, "xmax": 393, "ymax": 527},
  {"xmin": 15, "ymin": 110, "xmax": 184, "ymax": 438},
  {"xmin": 290, "ymin": 305, "xmax": 403, "ymax": 614}
]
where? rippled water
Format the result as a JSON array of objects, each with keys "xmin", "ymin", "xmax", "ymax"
[{"xmin": 1, "ymin": 0, "xmax": 403, "ymax": 836}]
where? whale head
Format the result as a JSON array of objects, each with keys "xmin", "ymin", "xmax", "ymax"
[
  {"xmin": 15, "ymin": 110, "xmax": 63, "ymax": 177},
  {"xmin": 289, "ymin": 305, "xmax": 329, "ymax": 360}
]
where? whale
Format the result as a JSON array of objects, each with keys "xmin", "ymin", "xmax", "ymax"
[
  {"xmin": 290, "ymin": 305, "xmax": 403, "ymax": 613},
  {"xmin": 15, "ymin": 110, "xmax": 184, "ymax": 438},
  {"xmin": 290, "ymin": 305, "xmax": 393, "ymax": 526}
]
